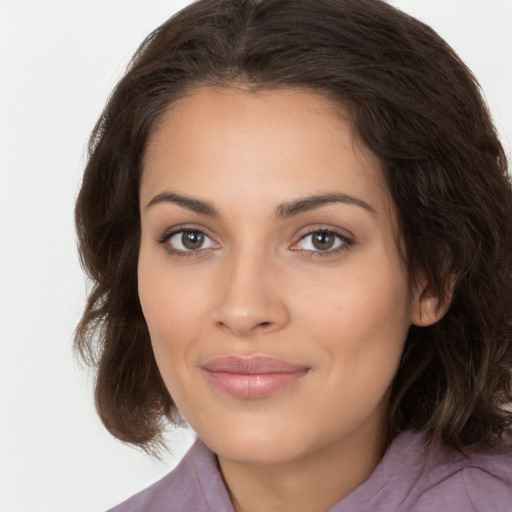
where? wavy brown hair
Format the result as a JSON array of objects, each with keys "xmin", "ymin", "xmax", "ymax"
[{"xmin": 75, "ymin": 0, "xmax": 512, "ymax": 453}]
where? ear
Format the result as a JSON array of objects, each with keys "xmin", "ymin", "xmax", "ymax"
[{"xmin": 410, "ymin": 274, "xmax": 454, "ymax": 327}]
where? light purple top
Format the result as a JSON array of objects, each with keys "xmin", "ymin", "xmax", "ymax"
[{"xmin": 109, "ymin": 430, "xmax": 512, "ymax": 511}]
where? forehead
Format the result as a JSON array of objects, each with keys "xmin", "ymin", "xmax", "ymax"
[{"xmin": 141, "ymin": 86, "xmax": 390, "ymax": 216}]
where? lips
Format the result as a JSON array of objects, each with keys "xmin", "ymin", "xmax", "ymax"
[{"xmin": 201, "ymin": 356, "xmax": 310, "ymax": 399}]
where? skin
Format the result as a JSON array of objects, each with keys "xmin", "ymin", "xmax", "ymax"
[{"xmin": 138, "ymin": 87, "xmax": 442, "ymax": 512}]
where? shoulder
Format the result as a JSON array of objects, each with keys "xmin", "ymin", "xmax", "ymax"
[
  {"xmin": 340, "ymin": 431, "xmax": 512, "ymax": 512},
  {"xmin": 107, "ymin": 439, "xmax": 231, "ymax": 512},
  {"xmin": 408, "ymin": 437, "xmax": 512, "ymax": 512}
]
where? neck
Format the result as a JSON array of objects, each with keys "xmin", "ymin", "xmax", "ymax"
[{"xmin": 217, "ymin": 425, "xmax": 387, "ymax": 512}]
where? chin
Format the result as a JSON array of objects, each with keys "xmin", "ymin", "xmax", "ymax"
[
  {"xmin": 214, "ymin": 438, "xmax": 304, "ymax": 467},
  {"xmin": 193, "ymin": 414, "xmax": 307, "ymax": 466}
]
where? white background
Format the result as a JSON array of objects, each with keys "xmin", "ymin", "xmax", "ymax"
[{"xmin": 0, "ymin": 1, "xmax": 511, "ymax": 511}]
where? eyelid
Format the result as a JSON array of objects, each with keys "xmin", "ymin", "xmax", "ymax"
[
  {"xmin": 290, "ymin": 226, "xmax": 355, "ymax": 255},
  {"xmin": 156, "ymin": 225, "xmax": 220, "ymax": 257},
  {"xmin": 169, "ymin": 231, "xmax": 217, "ymax": 251},
  {"xmin": 155, "ymin": 223, "xmax": 354, "ymax": 259}
]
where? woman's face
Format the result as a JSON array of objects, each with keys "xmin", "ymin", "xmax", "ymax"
[{"xmin": 138, "ymin": 87, "xmax": 427, "ymax": 466}]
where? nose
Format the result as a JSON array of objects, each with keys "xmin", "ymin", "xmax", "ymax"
[{"xmin": 211, "ymin": 251, "xmax": 290, "ymax": 337}]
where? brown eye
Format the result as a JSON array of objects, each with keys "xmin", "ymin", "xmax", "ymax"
[
  {"xmin": 182, "ymin": 231, "xmax": 204, "ymax": 250},
  {"xmin": 294, "ymin": 229, "xmax": 352, "ymax": 254},
  {"xmin": 166, "ymin": 230, "xmax": 216, "ymax": 252},
  {"xmin": 311, "ymin": 232, "xmax": 336, "ymax": 250}
]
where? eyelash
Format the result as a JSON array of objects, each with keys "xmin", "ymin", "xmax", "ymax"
[
  {"xmin": 157, "ymin": 227, "xmax": 218, "ymax": 259},
  {"xmin": 291, "ymin": 228, "xmax": 355, "ymax": 258},
  {"xmin": 156, "ymin": 227, "xmax": 355, "ymax": 259}
]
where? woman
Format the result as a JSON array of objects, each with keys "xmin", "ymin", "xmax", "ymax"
[{"xmin": 75, "ymin": 0, "xmax": 512, "ymax": 510}]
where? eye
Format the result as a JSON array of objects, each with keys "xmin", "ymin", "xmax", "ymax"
[
  {"xmin": 292, "ymin": 229, "xmax": 354, "ymax": 255},
  {"xmin": 160, "ymin": 229, "xmax": 218, "ymax": 254}
]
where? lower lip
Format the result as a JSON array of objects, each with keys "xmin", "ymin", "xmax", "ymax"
[{"xmin": 202, "ymin": 370, "xmax": 309, "ymax": 399}]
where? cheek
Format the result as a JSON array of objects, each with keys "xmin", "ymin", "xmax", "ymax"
[
  {"xmin": 137, "ymin": 247, "xmax": 220, "ymax": 413},
  {"xmin": 294, "ymin": 249, "xmax": 412, "ymax": 385},
  {"xmin": 137, "ymin": 248, "xmax": 193, "ymax": 359},
  {"xmin": 138, "ymin": 236, "xmax": 203, "ymax": 327},
  {"xmin": 296, "ymin": 254, "xmax": 411, "ymax": 339},
  {"xmin": 137, "ymin": 259, "xmax": 198, "ymax": 407}
]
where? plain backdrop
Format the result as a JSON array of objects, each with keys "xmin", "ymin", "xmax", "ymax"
[{"xmin": 0, "ymin": 1, "xmax": 511, "ymax": 511}]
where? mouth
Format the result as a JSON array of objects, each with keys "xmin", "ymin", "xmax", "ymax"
[{"xmin": 200, "ymin": 355, "xmax": 310, "ymax": 399}]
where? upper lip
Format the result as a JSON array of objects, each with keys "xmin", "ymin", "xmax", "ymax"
[{"xmin": 201, "ymin": 355, "xmax": 310, "ymax": 374}]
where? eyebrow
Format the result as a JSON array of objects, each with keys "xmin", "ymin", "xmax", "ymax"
[
  {"xmin": 145, "ymin": 191, "xmax": 376, "ymax": 218},
  {"xmin": 146, "ymin": 191, "xmax": 219, "ymax": 216},
  {"xmin": 275, "ymin": 193, "xmax": 376, "ymax": 219}
]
